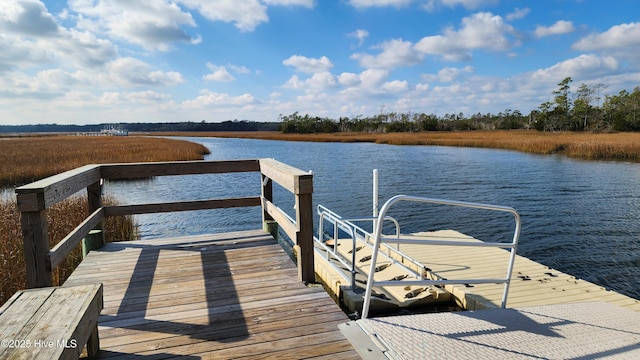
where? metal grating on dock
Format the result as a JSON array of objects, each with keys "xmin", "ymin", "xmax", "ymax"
[
  {"xmin": 344, "ymin": 302, "xmax": 640, "ymax": 359},
  {"xmin": 64, "ymin": 229, "xmax": 360, "ymax": 359}
]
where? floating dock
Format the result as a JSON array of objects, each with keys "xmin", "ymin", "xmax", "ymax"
[
  {"xmin": 402, "ymin": 230, "xmax": 640, "ymax": 312},
  {"xmin": 314, "ymin": 194, "xmax": 640, "ymax": 359},
  {"xmin": 314, "ymin": 229, "xmax": 639, "ymax": 315},
  {"xmin": 325, "ymin": 235, "xmax": 640, "ymax": 359}
]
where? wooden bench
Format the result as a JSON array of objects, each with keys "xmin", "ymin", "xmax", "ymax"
[{"xmin": 0, "ymin": 284, "xmax": 103, "ymax": 359}]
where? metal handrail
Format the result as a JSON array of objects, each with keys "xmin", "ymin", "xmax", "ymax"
[
  {"xmin": 317, "ymin": 210, "xmax": 358, "ymax": 289},
  {"xmin": 316, "ymin": 205, "xmax": 425, "ymax": 289},
  {"xmin": 361, "ymin": 195, "xmax": 521, "ymax": 319}
]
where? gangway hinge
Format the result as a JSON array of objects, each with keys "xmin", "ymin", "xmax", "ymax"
[{"xmin": 338, "ymin": 321, "xmax": 398, "ymax": 360}]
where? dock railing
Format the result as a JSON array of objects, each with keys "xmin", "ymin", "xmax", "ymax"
[
  {"xmin": 361, "ymin": 195, "xmax": 521, "ymax": 319},
  {"xmin": 317, "ymin": 205, "xmax": 427, "ymax": 291},
  {"xmin": 15, "ymin": 158, "xmax": 314, "ymax": 288}
]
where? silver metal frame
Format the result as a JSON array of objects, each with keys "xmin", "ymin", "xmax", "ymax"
[
  {"xmin": 361, "ymin": 195, "xmax": 521, "ymax": 319},
  {"xmin": 316, "ymin": 205, "xmax": 426, "ymax": 290}
]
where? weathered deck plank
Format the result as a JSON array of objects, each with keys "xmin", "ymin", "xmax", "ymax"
[{"xmin": 64, "ymin": 230, "xmax": 360, "ymax": 359}]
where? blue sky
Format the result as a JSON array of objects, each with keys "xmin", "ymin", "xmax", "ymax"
[{"xmin": 1, "ymin": 0, "xmax": 640, "ymax": 125}]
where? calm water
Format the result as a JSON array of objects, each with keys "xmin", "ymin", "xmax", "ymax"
[{"xmin": 102, "ymin": 137, "xmax": 640, "ymax": 300}]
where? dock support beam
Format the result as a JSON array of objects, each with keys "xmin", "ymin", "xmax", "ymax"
[
  {"xmin": 82, "ymin": 230, "xmax": 104, "ymax": 258},
  {"xmin": 19, "ymin": 201, "xmax": 52, "ymax": 288},
  {"xmin": 259, "ymin": 159, "xmax": 315, "ymax": 283},
  {"xmin": 261, "ymin": 174, "xmax": 277, "ymax": 240},
  {"xmin": 87, "ymin": 180, "xmax": 105, "ymax": 243},
  {"xmin": 296, "ymin": 192, "xmax": 314, "ymax": 282}
]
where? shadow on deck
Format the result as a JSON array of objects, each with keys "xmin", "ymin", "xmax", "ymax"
[{"xmin": 64, "ymin": 230, "xmax": 359, "ymax": 359}]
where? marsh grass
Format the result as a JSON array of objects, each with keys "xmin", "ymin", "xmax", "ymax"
[
  {"xmin": 164, "ymin": 130, "xmax": 640, "ymax": 161},
  {"xmin": 0, "ymin": 136, "xmax": 210, "ymax": 187},
  {"xmin": 0, "ymin": 196, "xmax": 137, "ymax": 305},
  {"xmin": 1, "ymin": 135, "xmax": 209, "ymax": 305}
]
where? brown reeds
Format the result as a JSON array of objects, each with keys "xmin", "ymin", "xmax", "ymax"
[
  {"xmin": 0, "ymin": 135, "xmax": 210, "ymax": 187},
  {"xmin": 160, "ymin": 130, "xmax": 640, "ymax": 161},
  {"xmin": 1, "ymin": 135, "xmax": 210, "ymax": 306},
  {"xmin": 0, "ymin": 196, "xmax": 137, "ymax": 306}
]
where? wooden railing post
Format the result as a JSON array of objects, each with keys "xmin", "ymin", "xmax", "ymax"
[
  {"xmin": 83, "ymin": 180, "xmax": 104, "ymax": 256},
  {"xmin": 87, "ymin": 180, "xmax": 103, "ymax": 217},
  {"xmin": 18, "ymin": 194, "xmax": 52, "ymax": 288},
  {"xmin": 295, "ymin": 173, "xmax": 314, "ymax": 283},
  {"xmin": 261, "ymin": 174, "xmax": 278, "ymax": 239}
]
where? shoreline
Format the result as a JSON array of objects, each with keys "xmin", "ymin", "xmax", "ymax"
[
  {"xmin": 0, "ymin": 135, "xmax": 210, "ymax": 189},
  {"xmin": 150, "ymin": 130, "xmax": 640, "ymax": 162}
]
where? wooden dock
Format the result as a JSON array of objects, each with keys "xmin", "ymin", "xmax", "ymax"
[
  {"xmin": 398, "ymin": 230, "xmax": 640, "ymax": 312},
  {"xmin": 12, "ymin": 159, "xmax": 362, "ymax": 358},
  {"xmin": 63, "ymin": 229, "xmax": 360, "ymax": 359},
  {"xmin": 10, "ymin": 158, "xmax": 640, "ymax": 359}
]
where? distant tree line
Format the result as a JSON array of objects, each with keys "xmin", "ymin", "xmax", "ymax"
[
  {"xmin": 4, "ymin": 78, "xmax": 639, "ymax": 135},
  {"xmin": 279, "ymin": 110, "xmax": 526, "ymax": 133},
  {"xmin": 0, "ymin": 120, "xmax": 280, "ymax": 134},
  {"xmin": 280, "ymin": 78, "xmax": 640, "ymax": 133},
  {"xmin": 532, "ymin": 77, "xmax": 640, "ymax": 132},
  {"xmin": 122, "ymin": 120, "xmax": 279, "ymax": 132}
]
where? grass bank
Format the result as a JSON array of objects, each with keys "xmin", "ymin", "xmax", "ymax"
[
  {"xmin": 155, "ymin": 130, "xmax": 640, "ymax": 161},
  {"xmin": 1, "ymin": 135, "xmax": 211, "ymax": 306},
  {"xmin": 0, "ymin": 196, "xmax": 136, "ymax": 305},
  {"xmin": 0, "ymin": 135, "xmax": 210, "ymax": 188}
]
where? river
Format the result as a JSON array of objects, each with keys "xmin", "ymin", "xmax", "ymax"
[{"xmin": 98, "ymin": 137, "xmax": 639, "ymax": 300}]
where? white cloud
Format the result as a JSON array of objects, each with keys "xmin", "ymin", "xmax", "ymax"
[
  {"xmin": 228, "ymin": 64, "xmax": 252, "ymax": 74},
  {"xmin": 352, "ymin": 39, "xmax": 423, "ymax": 69},
  {"xmin": 283, "ymin": 72, "xmax": 337, "ymax": 91},
  {"xmin": 178, "ymin": 0, "xmax": 266, "ymax": 32},
  {"xmin": 422, "ymin": 66, "xmax": 474, "ymax": 82},
  {"xmin": 35, "ymin": 69, "xmax": 79, "ymax": 88},
  {"xmin": 382, "ymin": 80, "xmax": 409, "ymax": 93},
  {"xmin": 530, "ymin": 54, "xmax": 619, "ymax": 84},
  {"xmin": 506, "ymin": 7, "xmax": 529, "ymax": 21},
  {"xmin": 415, "ymin": 12, "xmax": 518, "ymax": 61},
  {"xmin": 53, "ymin": 29, "xmax": 118, "ymax": 68},
  {"xmin": 178, "ymin": 0, "xmax": 314, "ymax": 32},
  {"xmin": 0, "ymin": 0, "xmax": 59, "ymax": 37},
  {"xmin": 283, "ymin": 68, "xmax": 393, "ymax": 111},
  {"xmin": 94, "ymin": 91, "xmax": 118, "ymax": 105},
  {"xmin": 423, "ymin": 0, "xmax": 498, "ymax": 12},
  {"xmin": 107, "ymin": 58, "xmax": 184, "ymax": 87},
  {"xmin": 283, "ymin": 75, "xmax": 304, "ymax": 89},
  {"xmin": 0, "ymin": 1, "xmax": 117, "ymax": 70},
  {"xmin": 203, "ymin": 63, "xmax": 236, "ymax": 82},
  {"xmin": 573, "ymin": 22, "xmax": 640, "ymax": 51},
  {"xmin": 348, "ymin": 29, "xmax": 369, "ymax": 46},
  {"xmin": 0, "ymin": 70, "xmax": 62, "ymax": 99},
  {"xmin": 534, "ymin": 20, "xmax": 574, "ymax": 38},
  {"xmin": 0, "ymin": 35, "xmax": 49, "ymax": 71},
  {"xmin": 263, "ymin": 0, "xmax": 315, "ymax": 6},
  {"xmin": 416, "ymin": 83, "xmax": 429, "ymax": 92},
  {"xmin": 126, "ymin": 90, "xmax": 171, "ymax": 104},
  {"xmin": 338, "ymin": 72, "xmax": 361, "ymax": 87},
  {"xmin": 183, "ymin": 89, "xmax": 256, "ymax": 108},
  {"xmin": 70, "ymin": 0, "xmax": 198, "ymax": 51},
  {"xmin": 283, "ymin": 55, "xmax": 333, "ymax": 73},
  {"xmin": 358, "ymin": 69, "xmax": 390, "ymax": 87},
  {"xmin": 306, "ymin": 72, "xmax": 338, "ymax": 89}
]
